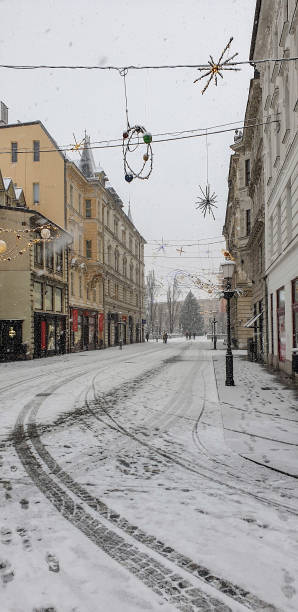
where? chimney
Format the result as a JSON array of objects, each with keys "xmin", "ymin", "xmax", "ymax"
[{"xmin": 0, "ymin": 101, "xmax": 8, "ymax": 126}]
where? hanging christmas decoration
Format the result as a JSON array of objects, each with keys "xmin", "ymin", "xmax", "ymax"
[
  {"xmin": 154, "ymin": 237, "xmax": 167, "ymax": 254},
  {"xmin": 221, "ymin": 249, "xmax": 235, "ymax": 261},
  {"xmin": 195, "ymin": 131, "xmax": 218, "ymax": 219},
  {"xmin": 194, "ymin": 37, "xmax": 240, "ymax": 94},
  {"xmin": 176, "ymin": 247, "xmax": 185, "ymax": 256},
  {"xmin": 71, "ymin": 133, "xmax": 85, "ymax": 153},
  {"xmin": 120, "ymin": 69, "xmax": 153, "ymax": 181}
]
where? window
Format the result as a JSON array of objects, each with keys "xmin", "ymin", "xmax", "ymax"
[
  {"xmin": 277, "ymin": 287, "xmax": 286, "ymax": 361},
  {"xmin": 107, "ymin": 245, "xmax": 111, "ymax": 266},
  {"xmin": 70, "ymin": 184, "xmax": 73, "ymax": 207},
  {"xmin": 45, "ymin": 285, "xmax": 53, "ymax": 311},
  {"xmin": 86, "ymin": 285, "xmax": 90, "ymax": 300},
  {"xmin": 292, "ymin": 279, "xmax": 298, "ymax": 349},
  {"xmin": 11, "ymin": 142, "xmax": 17, "ymax": 163},
  {"xmin": 55, "ymin": 287, "xmax": 62, "ymax": 312},
  {"xmin": 245, "ymin": 209, "xmax": 251, "ymax": 236},
  {"xmin": 71, "ymin": 271, "xmax": 74, "ymax": 296},
  {"xmin": 34, "ymin": 241, "xmax": 43, "ymax": 266},
  {"xmin": 34, "ymin": 281, "xmax": 43, "ymax": 309},
  {"xmin": 55, "ymin": 247, "xmax": 63, "ymax": 273},
  {"xmin": 270, "ymin": 293, "xmax": 274, "ymax": 354},
  {"xmin": 33, "ymin": 140, "xmax": 40, "ymax": 162},
  {"xmin": 33, "ymin": 183, "xmax": 40, "ymax": 204},
  {"xmin": 269, "ymin": 215, "xmax": 274, "ymax": 258},
  {"xmin": 277, "ymin": 201, "xmax": 282, "ymax": 254},
  {"xmin": 245, "ymin": 159, "xmax": 250, "ymax": 186},
  {"xmin": 286, "ymin": 181, "xmax": 292, "ymax": 242},
  {"xmin": 86, "ymin": 240, "xmax": 92, "ymax": 259},
  {"xmin": 115, "ymin": 249, "xmax": 119, "ymax": 272},
  {"xmin": 45, "ymin": 243, "xmax": 54, "ymax": 269},
  {"xmin": 85, "ymin": 199, "xmax": 91, "ymax": 218},
  {"xmin": 130, "ymin": 263, "xmax": 134, "ymax": 281},
  {"xmin": 123, "ymin": 257, "xmax": 127, "ymax": 277}
]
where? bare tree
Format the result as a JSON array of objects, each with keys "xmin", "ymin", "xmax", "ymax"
[
  {"xmin": 166, "ymin": 276, "xmax": 181, "ymax": 333},
  {"xmin": 145, "ymin": 270, "xmax": 159, "ymax": 334}
]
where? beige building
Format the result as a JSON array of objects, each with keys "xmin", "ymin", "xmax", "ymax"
[
  {"xmin": 0, "ymin": 111, "xmax": 146, "ymax": 352},
  {"xmin": 0, "ymin": 168, "xmax": 71, "ymax": 359}
]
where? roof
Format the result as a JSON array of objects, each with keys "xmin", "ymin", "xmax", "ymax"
[{"xmin": 78, "ymin": 135, "xmax": 96, "ymax": 178}]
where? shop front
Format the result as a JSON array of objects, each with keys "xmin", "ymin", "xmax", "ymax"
[
  {"xmin": 34, "ymin": 313, "xmax": 67, "ymax": 358},
  {"xmin": 70, "ymin": 308, "xmax": 98, "ymax": 352},
  {"xmin": 0, "ymin": 320, "xmax": 25, "ymax": 361}
]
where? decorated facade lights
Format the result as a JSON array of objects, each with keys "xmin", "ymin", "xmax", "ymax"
[
  {"xmin": 194, "ymin": 37, "xmax": 240, "ymax": 95},
  {"xmin": 120, "ymin": 68, "xmax": 153, "ymax": 182},
  {"xmin": 0, "ymin": 223, "xmax": 60, "ymax": 262}
]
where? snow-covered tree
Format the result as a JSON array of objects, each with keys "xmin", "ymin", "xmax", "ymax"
[{"xmin": 179, "ymin": 291, "xmax": 204, "ymax": 335}]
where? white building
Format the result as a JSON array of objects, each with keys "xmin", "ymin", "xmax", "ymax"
[{"xmin": 250, "ymin": 0, "xmax": 298, "ymax": 374}]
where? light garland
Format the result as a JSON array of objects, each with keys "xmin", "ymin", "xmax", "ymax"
[{"xmin": 0, "ymin": 223, "xmax": 61, "ymax": 262}]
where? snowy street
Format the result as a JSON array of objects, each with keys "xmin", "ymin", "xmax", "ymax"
[{"xmin": 0, "ymin": 339, "xmax": 298, "ymax": 612}]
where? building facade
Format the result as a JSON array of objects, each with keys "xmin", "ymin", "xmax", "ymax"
[
  {"xmin": 0, "ymin": 169, "xmax": 71, "ymax": 359},
  {"xmin": 250, "ymin": 0, "xmax": 298, "ymax": 374},
  {"xmin": 0, "ymin": 114, "xmax": 146, "ymax": 354}
]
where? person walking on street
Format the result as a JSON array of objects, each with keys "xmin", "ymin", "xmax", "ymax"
[{"xmin": 145, "ymin": 332, "xmax": 149, "ymax": 342}]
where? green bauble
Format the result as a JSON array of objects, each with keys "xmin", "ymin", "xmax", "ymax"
[{"xmin": 143, "ymin": 132, "xmax": 152, "ymax": 144}]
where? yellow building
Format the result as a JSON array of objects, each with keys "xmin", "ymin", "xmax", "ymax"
[{"xmin": 0, "ymin": 110, "xmax": 146, "ymax": 351}]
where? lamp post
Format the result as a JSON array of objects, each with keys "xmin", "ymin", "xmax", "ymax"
[
  {"xmin": 221, "ymin": 260, "xmax": 236, "ymax": 386},
  {"xmin": 212, "ymin": 316, "xmax": 217, "ymax": 350}
]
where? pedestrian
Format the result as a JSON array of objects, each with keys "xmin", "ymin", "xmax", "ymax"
[
  {"xmin": 58, "ymin": 330, "xmax": 66, "ymax": 354},
  {"xmin": 145, "ymin": 331, "xmax": 149, "ymax": 342},
  {"xmin": 185, "ymin": 332, "xmax": 188, "ymax": 340},
  {"xmin": 193, "ymin": 333, "xmax": 196, "ymax": 340}
]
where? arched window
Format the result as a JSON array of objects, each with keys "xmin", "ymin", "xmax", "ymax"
[{"xmin": 130, "ymin": 263, "xmax": 134, "ymax": 281}]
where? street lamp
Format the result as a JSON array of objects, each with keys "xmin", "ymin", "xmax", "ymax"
[{"xmin": 221, "ymin": 260, "xmax": 236, "ymax": 386}]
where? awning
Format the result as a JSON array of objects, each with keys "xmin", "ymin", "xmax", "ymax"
[{"xmin": 244, "ymin": 312, "xmax": 263, "ymax": 328}]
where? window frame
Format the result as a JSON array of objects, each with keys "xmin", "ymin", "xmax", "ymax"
[
  {"xmin": 33, "ymin": 140, "xmax": 40, "ymax": 162},
  {"xmin": 11, "ymin": 142, "xmax": 18, "ymax": 163},
  {"xmin": 85, "ymin": 199, "xmax": 92, "ymax": 218},
  {"xmin": 86, "ymin": 239, "xmax": 92, "ymax": 259}
]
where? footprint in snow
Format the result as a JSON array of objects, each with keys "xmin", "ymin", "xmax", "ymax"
[
  {"xmin": 0, "ymin": 559, "xmax": 15, "ymax": 584},
  {"xmin": 46, "ymin": 553, "xmax": 60, "ymax": 573}
]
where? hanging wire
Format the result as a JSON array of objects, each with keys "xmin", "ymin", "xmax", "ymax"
[{"xmin": 119, "ymin": 68, "xmax": 130, "ymax": 130}]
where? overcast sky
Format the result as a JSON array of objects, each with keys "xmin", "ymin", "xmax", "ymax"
[{"xmin": 1, "ymin": 0, "xmax": 256, "ymax": 298}]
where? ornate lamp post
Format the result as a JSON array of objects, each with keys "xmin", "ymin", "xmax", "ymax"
[{"xmin": 221, "ymin": 260, "xmax": 236, "ymax": 386}]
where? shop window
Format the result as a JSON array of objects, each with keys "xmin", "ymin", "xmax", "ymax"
[
  {"xmin": 47, "ymin": 321, "xmax": 55, "ymax": 351},
  {"xmin": 55, "ymin": 287, "xmax": 63, "ymax": 312},
  {"xmin": 45, "ymin": 242, "xmax": 54, "ymax": 269},
  {"xmin": 33, "ymin": 140, "xmax": 40, "ymax": 162},
  {"xmin": 86, "ymin": 240, "xmax": 92, "ymax": 259},
  {"xmin": 45, "ymin": 285, "xmax": 53, "ymax": 311},
  {"xmin": 85, "ymin": 199, "xmax": 91, "ymax": 218},
  {"xmin": 34, "ymin": 241, "xmax": 43, "ymax": 266},
  {"xmin": 245, "ymin": 159, "xmax": 250, "ymax": 186},
  {"xmin": 11, "ymin": 142, "xmax": 17, "ymax": 163},
  {"xmin": 34, "ymin": 281, "xmax": 43, "ymax": 310},
  {"xmin": 292, "ymin": 279, "xmax": 298, "ymax": 348},
  {"xmin": 277, "ymin": 286, "xmax": 286, "ymax": 361},
  {"xmin": 270, "ymin": 293, "xmax": 274, "ymax": 354}
]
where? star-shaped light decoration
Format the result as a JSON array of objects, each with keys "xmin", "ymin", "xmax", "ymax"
[
  {"xmin": 71, "ymin": 133, "xmax": 85, "ymax": 153},
  {"xmin": 196, "ymin": 184, "xmax": 217, "ymax": 220},
  {"xmin": 155, "ymin": 237, "xmax": 167, "ymax": 254},
  {"xmin": 194, "ymin": 37, "xmax": 240, "ymax": 94},
  {"xmin": 176, "ymin": 247, "xmax": 185, "ymax": 256}
]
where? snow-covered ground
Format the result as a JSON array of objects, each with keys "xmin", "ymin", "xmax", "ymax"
[{"xmin": 0, "ymin": 339, "xmax": 297, "ymax": 612}]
